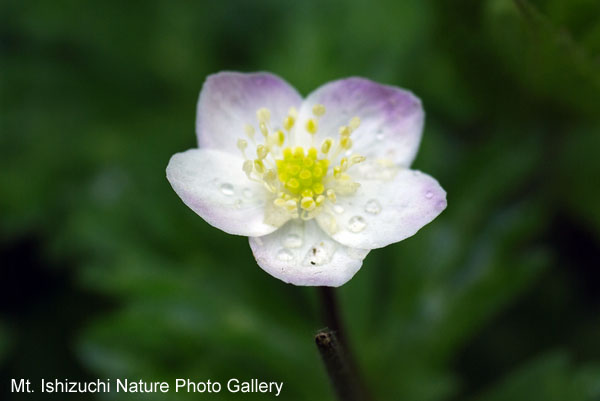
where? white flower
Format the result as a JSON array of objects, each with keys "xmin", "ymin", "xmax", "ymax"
[{"xmin": 167, "ymin": 72, "xmax": 446, "ymax": 287}]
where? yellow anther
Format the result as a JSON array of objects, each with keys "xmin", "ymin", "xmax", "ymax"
[
  {"xmin": 244, "ymin": 124, "xmax": 255, "ymax": 139},
  {"xmin": 237, "ymin": 138, "xmax": 248, "ymax": 151},
  {"xmin": 288, "ymin": 107, "xmax": 298, "ymax": 118},
  {"xmin": 263, "ymin": 169, "xmax": 276, "ymax": 182},
  {"xmin": 326, "ymin": 189, "xmax": 336, "ymax": 202},
  {"xmin": 256, "ymin": 107, "xmax": 271, "ymax": 123},
  {"xmin": 313, "ymin": 165, "xmax": 323, "ymax": 178},
  {"xmin": 316, "ymin": 195, "xmax": 325, "ymax": 205},
  {"xmin": 293, "ymin": 147, "xmax": 305, "ymax": 159},
  {"xmin": 306, "ymin": 118, "xmax": 318, "ymax": 134},
  {"xmin": 242, "ymin": 160, "xmax": 253, "ymax": 175},
  {"xmin": 340, "ymin": 157, "xmax": 349, "ymax": 172},
  {"xmin": 286, "ymin": 164, "xmax": 301, "ymax": 176},
  {"xmin": 350, "ymin": 155, "xmax": 366, "ymax": 164},
  {"xmin": 349, "ymin": 116, "xmax": 361, "ymax": 130},
  {"xmin": 301, "ymin": 189, "xmax": 314, "ymax": 198},
  {"xmin": 254, "ymin": 159, "xmax": 265, "ymax": 174},
  {"xmin": 312, "ymin": 104, "xmax": 326, "ymax": 117},
  {"xmin": 340, "ymin": 136, "xmax": 353, "ymax": 149},
  {"xmin": 283, "ymin": 147, "xmax": 293, "ymax": 159},
  {"xmin": 276, "ymin": 130, "xmax": 285, "ymax": 146},
  {"xmin": 308, "ymin": 147, "xmax": 318, "ymax": 159},
  {"xmin": 286, "ymin": 178, "xmax": 300, "ymax": 193},
  {"xmin": 256, "ymin": 144, "xmax": 269, "ymax": 159},
  {"xmin": 321, "ymin": 138, "xmax": 333, "ymax": 154},
  {"xmin": 299, "ymin": 169, "xmax": 312, "ymax": 180},
  {"xmin": 333, "ymin": 166, "xmax": 342, "ymax": 179},
  {"xmin": 259, "ymin": 122, "xmax": 269, "ymax": 137},
  {"xmin": 303, "ymin": 157, "xmax": 315, "ymax": 168},
  {"xmin": 274, "ymin": 198, "xmax": 287, "ymax": 208},
  {"xmin": 301, "ymin": 197, "xmax": 316, "ymax": 211},
  {"xmin": 313, "ymin": 182, "xmax": 325, "ymax": 195},
  {"xmin": 339, "ymin": 126, "xmax": 351, "ymax": 137},
  {"xmin": 283, "ymin": 116, "xmax": 295, "ymax": 131}
]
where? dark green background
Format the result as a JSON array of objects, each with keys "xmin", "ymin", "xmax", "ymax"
[{"xmin": 2, "ymin": 0, "xmax": 600, "ymax": 400}]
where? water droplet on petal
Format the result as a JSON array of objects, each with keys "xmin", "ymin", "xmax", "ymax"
[
  {"xmin": 283, "ymin": 233, "xmax": 303, "ymax": 248},
  {"xmin": 348, "ymin": 216, "xmax": 367, "ymax": 233},
  {"xmin": 242, "ymin": 188, "xmax": 253, "ymax": 198},
  {"xmin": 220, "ymin": 183, "xmax": 234, "ymax": 196},
  {"xmin": 277, "ymin": 248, "xmax": 294, "ymax": 261},
  {"xmin": 425, "ymin": 191, "xmax": 433, "ymax": 199},
  {"xmin": 333, "ymin": 205, "xmax": 345, "ymax": 214},
  {"xmin": 364, "ymin": 199, "xmax": 381, "ymax": 215}
]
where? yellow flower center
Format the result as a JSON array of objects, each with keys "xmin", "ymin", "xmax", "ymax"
[{"xmin": 236, "ymin": 103, "xmax": 364, "ymax": 220}]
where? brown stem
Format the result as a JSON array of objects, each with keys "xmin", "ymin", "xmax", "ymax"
[{"xmin": 315, "ymin": 287, "xmax": 371, "ymax": 401}]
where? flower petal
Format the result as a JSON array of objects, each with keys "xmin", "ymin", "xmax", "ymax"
[
  {"xmin": 167, "ymin": 148, "xmax": 286, "ymax": 236},
  {"xmin": 317, "ymin": 169, "xmax": 446, "ymax": 249},
  {"xmin": 249, "ymin": 220, "xmax": 369, "ymax": 287},
  {"xmin": 296, "ymin": 77, "xmax": 424, "ymax": 167},
  {"xmin": 197, "ymin": 72, "xmax": 303, "ymax": 154}
]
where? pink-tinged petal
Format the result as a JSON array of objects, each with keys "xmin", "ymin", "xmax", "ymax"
[
  {"xmin": 317, "ymin": 169, "xmax": 446, "ymax": 249},
  {"xmin": 249, "ymin": 220, "xmax": 369, "ymax": 287},
  {"xmin": 296, "ymin": 77, "xmax": 424, "ymax": 167},
  {"xmin": 166, "ymin": 148, "xmax": 286, "ymax": 237},
  {"xmin": 197, "ymin": 72, "xmax": 303, "ymax": 154}
]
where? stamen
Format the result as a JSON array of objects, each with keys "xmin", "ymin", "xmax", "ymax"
[
  {"xmin": 339, "ymin": 126, "xmax": 351, "ymax": 137},
  {"xmin": 326, "ymin": 189, "xmax": 336, "ymax": 202},
  {"xmin": 306, "ymin": 118, "xmax": 318, "ymax": 134},
  {"xmin": 256, "ymin": 108, "xmax": 271, "ymax": 123},
  {"xmin": 312, "ymin": 104, "xmax": 326, "ymax": 116},
  {"xmin": 242, "ymin": 160, "xmax": 253, "ymax": 176},
  {"xmin": 283, "ymin": 107, "xmax": 297, "ymax": 131},
  {"xmin": 256, "ymin": 144, "xmax": 269, "ymax": 159},
  {"xmin": 340, "ymin": 157, "xmax": 349, "ymax": 172},
  {"xmin": 350, "ymin": 155, "xmax": 366, "ymax": 165},
  {"xmin": 321, "ymin": 138, "xmax": 332, "ymax": 154},
  {"xmin": 254, "ymin": 159, "xmax": 265, "ymax": 174},
  {"xmin": 245, "ymin": 124, "xmax": 255, "ymax": 141},
  {"xmin": 275, "ymin": 130, "xmax": 285, "ymax": 146},
  {"xmin": 241, "ymin": 105, "xmax": 367, "ymax": 221},
  {"xmin": 301, "ymin": 197, "xmax": 316, "ymax": 211},
  {"xmin": 259, "ymin": 122, "xmax": 269, "ymax": 137}
]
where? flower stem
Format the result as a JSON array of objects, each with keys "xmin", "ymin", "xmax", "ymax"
[{"xmin": 315, "ymin": 287, "xmax": 371, "ymax": 401}]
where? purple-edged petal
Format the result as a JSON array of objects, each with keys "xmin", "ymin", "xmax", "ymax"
[
  {"xmin": 296, "ymin": 77, "xmax": 424, "ymax": 167},
  {"xmin": 317, "ymin": 169, "xmax": 446, "ymax": 249},
  {"xmin": 197, "ymin": 72, "xmax": 303, "ymax": 154},
  {"xmin": 249, "ymin": 220, "xmax": 369, "ymax": 287},
  {"xmin": 167, "ymin": 148, "xmax": 285, "ymax": 237}
]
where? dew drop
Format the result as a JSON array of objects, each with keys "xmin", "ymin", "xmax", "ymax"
[
  {"xmin": 242, "ymin": 188, "xmax": 253, "ymax": 198},
  {"xmin": 333, "ymin": 205, "xmax": 345, "ymax": 214},
  {"xmin": 348, "ymin": 216, "xmax": 367, "ymax": 233},
  {"xmin": 220, "ymin": 183, "xmax": 234, "ymax": 196},
  {"xmin": 425, "ymin": 191, "xmax": 433, "ymax": 199},
  {"xmin": 283, "ymin": 233, "xmax": 303, "ymax": 248},
  {"xmin": 364, "ymin": 199, "xmax": 381, "ymax": 215},
  {"xmin": 277, "ymin": 248, "xmax": 294, "ymax": 261}
]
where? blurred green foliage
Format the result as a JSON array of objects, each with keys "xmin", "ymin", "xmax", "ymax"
[{"xmin": 1, "ymin": 0, "xmax": 600, "ymax": 400}]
